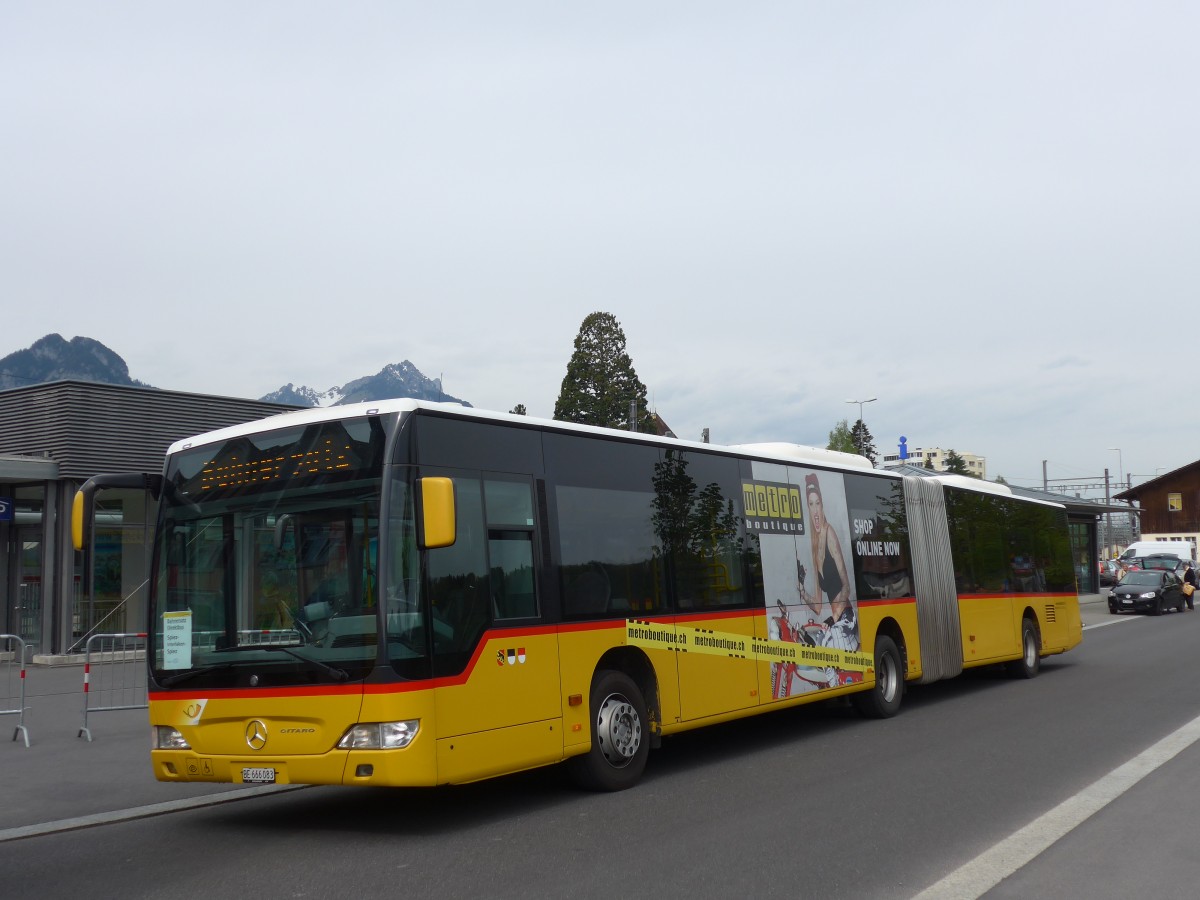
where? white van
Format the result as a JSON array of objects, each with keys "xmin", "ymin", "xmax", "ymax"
[{"xmin": 1119, "ymin": 540, "xmax": 1195, "ymax": 562}]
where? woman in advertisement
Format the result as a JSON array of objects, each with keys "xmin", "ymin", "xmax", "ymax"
[
  {"xmin": 803, "ymin": 473, "xmax": 861, "ymax": 682},
  {"xmin": 804, "ymin": 474, "xmax": 850, "ymax": 622},
  {"xmin": 756, "ymin": 466, "xmax": 863, "ymax": 696}
]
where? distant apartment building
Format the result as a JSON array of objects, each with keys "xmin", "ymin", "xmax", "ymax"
[{"xmin": 881, "ymin": 446, "xmax": 987, "ymax": 480}]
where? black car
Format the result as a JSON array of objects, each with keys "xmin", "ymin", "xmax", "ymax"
[{"xmin": 1109, "ymin": 569, "xmax": 1186, "ymax": 615}]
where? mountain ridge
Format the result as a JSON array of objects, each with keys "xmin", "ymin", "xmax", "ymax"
[
  {"xmin": 259, "ymin": 360, "xmax": 470, "ymax": 408},
  {"xmin": 0, "ymin": 334, "xmax": 470, "ymax": 407},
  {"xmin": 0, "ymin": 334, "xmax": 148, "ymax": 391}
]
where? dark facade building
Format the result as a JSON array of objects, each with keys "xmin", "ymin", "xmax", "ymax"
[{"xmin": 0, "ymin": 381, "xmax": 297, "ymax": 657}]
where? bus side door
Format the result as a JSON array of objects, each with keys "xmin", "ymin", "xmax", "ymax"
[{"xmin": 429, "ymin": 473, "xmax": 563, "ymax": 783}]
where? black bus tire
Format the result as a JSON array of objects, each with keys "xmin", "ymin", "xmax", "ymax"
[
  {"xmin": 1006, "ymin": 618, "xmax": 1041, "ymax": 679},
  {"xmin": 852, "ymin": 635, "xmax": 903, "ymax": 719},
  {"xmin": 567, "ymin": 670, "xmax": 649, "ymax": 792}
]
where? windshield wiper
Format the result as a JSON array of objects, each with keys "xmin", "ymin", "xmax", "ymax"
[
  {"xmin": 160, "ymin": 646, "xmax": 350, "ymax": 684},
  {"xmin": 158, "ymin": 663, "xmax": 234, "ymax": 687},
  {"xmin": 255, "ymin": 645, "xmax": 350, "ymax": 682}
]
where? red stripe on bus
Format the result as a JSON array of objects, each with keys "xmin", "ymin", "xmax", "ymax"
[
  {"xmin": 150, "ymin": 683, "xmax": 363, "ymax": 701},
  {"xmin": 957, "ymin": 592, "xmax": 1077, "ymax": 602},
  {"xmin": 674, "ymin": 607, "xmax": 759, "ymax": 624},
  {"xmin": 858, "ymin": 596, "xmax": 915, "ymax": 608},
  {"xmin": 557, "ymin": 619, "xmax": 625, "ymax": 634}
]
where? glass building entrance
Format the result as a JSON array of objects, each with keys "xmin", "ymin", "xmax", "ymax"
[{"xmin": 2, "ymin": 486, "xmax": 45, "ymax": 650}]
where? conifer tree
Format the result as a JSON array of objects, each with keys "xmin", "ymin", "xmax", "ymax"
[
  {"xmin": 554, "ymin": 312, "xmax": 653, "ymax": 431},
  {"xmin": 943, "ymin": 449, "xmax": 972, "ymax": 476},
  {"xmin": 850, "ymin": 420, "xmax": 878, "ymax": 466}
]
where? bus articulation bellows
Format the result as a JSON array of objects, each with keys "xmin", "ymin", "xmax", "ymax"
[{"xmin": 72, "ymin": 400, "xmax": 1082, "ymax": 791}]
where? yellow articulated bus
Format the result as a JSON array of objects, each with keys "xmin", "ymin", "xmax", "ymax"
[{"xmin": 72, "ymin": 400, "xmax": 1081, "ymax": 791}]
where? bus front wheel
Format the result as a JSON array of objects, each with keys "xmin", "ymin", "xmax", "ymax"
[
  {"xmin": 567, "ymin": 670, "xmax": 649, "ymax": 791},
  {"xmin": 852, "ymin": 635, "xmax": 903, "ymax": 719}
]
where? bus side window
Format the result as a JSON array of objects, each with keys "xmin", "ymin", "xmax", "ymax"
[
  {"xmin": 545, "ymin": 433, "xmax": 665, "ymax": 619},
  {"xmin": 484, "ymin": 477, "xmax": 539, "ymax": 620},
  {"xmin": 489, "ymin": 530, "xmax": 536, "ymax": 619},
  {"xmin": 427, "ymin": 475, "xmax": 489, "ymax": 676}
]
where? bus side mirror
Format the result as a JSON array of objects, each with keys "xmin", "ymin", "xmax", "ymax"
[
  {"xmin": 419, "ymin": 477, "xmax": 456, "ymax": 549},
  {"xmin": 71, "ymin": 472, "xmax": 165, "ymax": 552},
  {"xmin": 72, "ymin": 487, "xmax": 90, "ymax": 552},
  {"xmin": 274, "ymin": 514, "xmax": 294, "ymax": 551}
]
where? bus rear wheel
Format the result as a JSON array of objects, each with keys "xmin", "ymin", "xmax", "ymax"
[
  {"xmin": 567, "ymin": 670, "xmax": 649, "ymax": 791},
  {"xmin": 1006, "ymin": 618, "xmax": 1041, "ymax": 678},
  {"xmin": 852, "ymin": 635, "xmax": 903, "ymax": 719}
]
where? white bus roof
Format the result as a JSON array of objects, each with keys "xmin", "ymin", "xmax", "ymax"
[
  {"xmin": 729, "ymin": 442, "xmax": 875, "ymax": 471},
  {"xmin": 167, "ymin": 399, "xmax": 884, "ymax": 474}
]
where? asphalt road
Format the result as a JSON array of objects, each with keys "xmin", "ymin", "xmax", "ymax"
[{"xmin": 4, "ymin": 598, "xmax": 1200, "ymax": 899}]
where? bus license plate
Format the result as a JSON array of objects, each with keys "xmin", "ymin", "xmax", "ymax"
[{"xmin": 242, "ymin": 767, "xmax": 276, "ymax": 784}]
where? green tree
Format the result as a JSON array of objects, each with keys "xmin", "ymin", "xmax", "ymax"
[
  {"xmin": 827, "ymin": 419, "xmax": 856, "ymax": 454},
  {"xmin": 509, "ymin": 404, "xmax": 527, "ymax": 415},
  {"xmin": 944, "ymin": 449, "xmax": 972, "ymax": 476},
  {"xmin": 924, "ymin": 454, "xmax": 935, "ymax": 470},
  {"xmin": 554, "ymin": 312, "xmax": 653, "ymax": 430},
  {"xmin": 850, "ymin": 420, "xmax": 878, "ymax": 466}
]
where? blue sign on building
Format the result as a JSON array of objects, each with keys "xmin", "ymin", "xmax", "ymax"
[{"xmin": 0, "ymin": 497, "xmax": 12, "ymax": 522}]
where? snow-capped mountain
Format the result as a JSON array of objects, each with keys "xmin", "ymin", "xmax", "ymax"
[
  {"xmin": 259, "ymin": 361, "xmax": 470, "ymax": 408},
  {"xmin": 257, "ymin": 383, "xmax": 346, "ymax": 407}
]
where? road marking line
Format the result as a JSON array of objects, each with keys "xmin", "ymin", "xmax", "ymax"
[
  {"xmin": 0, "ymin": 784, "xmax": 307, "ymax": 844},
  {"xmin": 1083, "ymin": 617, "xmax": 1142, "ymax": 631},
  {"xmin": 911, "ymin": 713, "xmax": 1200, "ymax": 899}
]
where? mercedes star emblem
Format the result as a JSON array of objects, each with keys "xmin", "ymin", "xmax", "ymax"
[{"xmin": 245, "ymin": 719, "xmax": 268, "ymax": 751}]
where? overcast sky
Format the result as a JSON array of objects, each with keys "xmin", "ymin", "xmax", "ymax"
[{"xmin": 3, "ymin": 3, "xmax": 1196, "ymax": 492}]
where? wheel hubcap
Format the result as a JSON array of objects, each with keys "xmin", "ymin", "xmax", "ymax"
[
  {"xmin": 880, "ymin": 654, "xmax": 898, "ymax": 702},
  {"xmin": 596, "ymin": 693, "xmax": 641, "ymax": 768}
]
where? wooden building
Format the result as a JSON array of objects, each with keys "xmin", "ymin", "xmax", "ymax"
[{"xmin": 1115, "ymin": 462, "xmax": 1200, "ymax": 557}]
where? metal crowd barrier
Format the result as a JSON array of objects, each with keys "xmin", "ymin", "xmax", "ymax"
[
  {"xmin": 1, "ymin": 634, "xmax": 30, "ymax": 748},
  {"xmin": 78, "ymin": 632, "xmax": 148, "ymax": 742}
]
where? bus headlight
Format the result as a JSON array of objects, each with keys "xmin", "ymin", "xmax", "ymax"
[
  {"xmin": 154, "ymin": 726, "xmax": 191, "ymax": 750},
  {"xmin": 337, "ymin": 720, "xmax": 420, "ymax": 750}
]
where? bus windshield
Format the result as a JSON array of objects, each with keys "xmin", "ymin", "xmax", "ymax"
[{"xmin": 149, "ymin": 413, "xmax": 405, "ymax": 688}]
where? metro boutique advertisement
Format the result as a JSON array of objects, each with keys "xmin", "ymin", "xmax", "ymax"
[
  {"xmin": 628, "ymin": 465, "xmax": 907, "ymax": 698},
  {"xmin": 744, "ymin": 465, "xmax": 902, "ymax": 705}
]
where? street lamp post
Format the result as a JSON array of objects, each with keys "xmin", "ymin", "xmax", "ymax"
[
  {"xmin": 847, "ymin": 398, "xmax": 876, "ymax": 424},
  {"xmin": 1108, "ymin": 447, "xmax": 1126, "ymax": 550},
  {"xmin": 845, "ymin": 398, "xmax": 876, "ymax": 455},
  {"xmin": 1108, "ymin": 447, "xmax": 1124, "ymax": 490}
]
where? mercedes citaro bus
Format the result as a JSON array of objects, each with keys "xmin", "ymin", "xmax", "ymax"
[{"xmin": 72, "ymin": 400, "xmax": 1081, "ymax": 791}]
